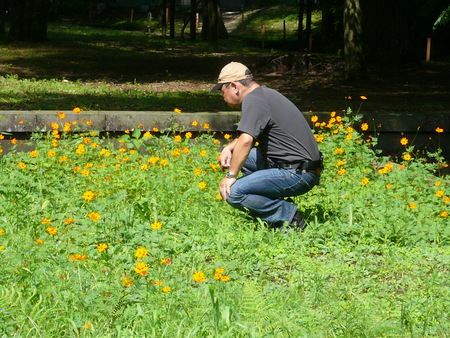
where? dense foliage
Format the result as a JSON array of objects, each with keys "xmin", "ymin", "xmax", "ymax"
[{"xmin": 0, "ymin": 107, "xmax": 448, "ymax": 336}]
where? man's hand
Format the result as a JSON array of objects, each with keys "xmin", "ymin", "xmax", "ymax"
[
  {"xmin": 220, "ymin": 177, "xmax": 236, "ymax": 200},
  {"xmin": 219, "ymin": 147, "xmax": 233, "ymax": 170}
]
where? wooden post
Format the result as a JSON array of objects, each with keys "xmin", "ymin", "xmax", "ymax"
[
  {"xmin": 426, "ymin": 37, "xmax": 431, "ymax": 62},
  {"xmin": 130, "ymin": 8, "xmax": 134, "ymax": 23}
]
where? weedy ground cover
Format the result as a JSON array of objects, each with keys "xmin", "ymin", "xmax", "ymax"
[{"xmin": 0, "ymin": 106, "xmax": 448, "ymax": 337}]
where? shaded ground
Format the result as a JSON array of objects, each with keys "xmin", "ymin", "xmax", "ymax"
[{"xmin": 0, "ymin": 22, "xmax": 449, "ymax": 114}]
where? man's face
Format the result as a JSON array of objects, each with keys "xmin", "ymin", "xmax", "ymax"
[{"xmin": 221, "ymin": 82, "xmax": 240, "ymax": 108}]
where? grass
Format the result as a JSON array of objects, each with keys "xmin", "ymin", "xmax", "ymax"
[{"xmin": 0, "ymin": 107, "xmax": 448, "ymax": 336}]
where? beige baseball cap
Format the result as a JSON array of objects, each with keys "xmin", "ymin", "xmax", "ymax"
[{"xmin": 211, "ymin": 62, "xmax": 253, "ymax": 93}]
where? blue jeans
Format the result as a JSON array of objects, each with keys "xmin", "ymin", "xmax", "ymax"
[{"xmin": 226, "ymin": 148, "xmax": 320, "ymax": 226}]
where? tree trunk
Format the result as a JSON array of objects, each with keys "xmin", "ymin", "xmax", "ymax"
[
  {"xmin": 201, "ymin": 0, "xmax": 227, "ymax": 42},
  {"xmin": 305, "ymin": 0, "xmax": 312, "ymax": 50},
  {"xmin": 9, "ymin": 0, "xmax": 50, "ymax": 42},
  {"xmin": 343, "ymin": 0, "xmax": 367, "ymax": 80},
  {"xmin": 169, "ymin": 0, "xmax": 175, "ymax": 38},
  {"xmin": 297, "ymin": 0, "xmax": 304, "ymax": 48}
]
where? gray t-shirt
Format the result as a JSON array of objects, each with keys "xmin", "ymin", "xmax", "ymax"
[{"xmin": 237, "ymin": 86, "xmax": 320, "ymax": 163}]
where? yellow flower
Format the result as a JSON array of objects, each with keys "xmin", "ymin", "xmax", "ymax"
[
  {"xmin": 46, "ymin": 226, "xmax": 58, "ymax": 235},
  {"xmin": 215, "ymin": 268, "xmax": 225, "ymax": 274},
  {"xmin": 174, "ymin": 108, "xmax": 182, "ymax": 114},
  {"xmin": 311, "ymin": 115, "xmax": 318, "ymax": 123},
  {"xmin": 314, "ymin": 134, "xmax": 324, "ymax": 143},
  {"xmin": 135, "ymin": 247, "xmax": 149, "ymax": 259},
  {"xmin": 338, "ymin": 168, "xmax": 346, "ymax": 176},
  {"xmin": 88, "ymin": 211, "xmax": 101, "ymax": 221},
  {"xmin": 0, "ymin": 229, "xmax": 4, "ymax": 235},
  {"xmin": 192, "ymin": 271, "xmax": 206, "ymax": 282},
  {"xmin": 63, "ymin": 122, "xmax": 71, "ymax": 132},
  {"xmin": 162, "ymin": 286, "xmax": 172, "ymax": 293},
  {"xmin": 435, "ymin": 127, "xmax": 444, "ymax": 133},
  {"xmin": 36, "ymin": 239, "xmax": 44, "ymax": 244},
  {"xmin": 346, "ymin": 134, "xmax": 353, "ymax": 141},
  {"xmin": 64, "ymin": 218, "xmax": 76, "ymax": 224},
  {"xmin": 160, "ymin": 258, "xmax": 172, "ymax": 264},
  {"xmin": 18, "ymin": 162, "xmax": 27, "ymax": 169},
  {"xmin": 41, "ymin": 218, "xmax": 52, "ymax": 224},
  {"xmin": 202, "ymin": 123, "xmax": 210, "ymax": 129},
  {"xmin": 159, "ymin": 159, "xmax": 168, "ymax": 166},
  {"xmin": 174, "ymin": 135, "xmax": 182, "ymax": 142},
  {"xmin": 400, "ymin": 137, "xmax": 409, "ymax": 146},
  {"xmin": 143, "ymin": 131, "xmax": 152, "ymax": 138},
  {"xmin": 153, "ymin": 127, "xmax": 159, "ymax": 132},
  {"xmin": 57, "ymin": 112, "xmax": 66, "ymax": 119},
  {"xmin": 334, "ymin": 148, "xmax": 344, "ymax": 154},
  {"xmin": 11, "ymin": 138, "xmax": 17, "ymax": 144},
  {"xmin": 0, "ymin": 245, "xmax": 4, "ymax": 250},
  {"xmin": 134, "ymin": 262, "xmax": 149, "ymax": 276},
  {"xmin": 51, "ymin": 122, "xmax": 59, "ymax": 130},
  {"xmin": 194, "ymin": 168, "xmax": 203, "ymax": 175},
  {"xmin": 360, "ymin": 95, "xmax": 368, "ymax": 100},
  {"xmin": 30, "ymin": 150, "xmax": 39, "ymax": 158},
  {"xmin": 70, "ymin": 254, "xmax": 87, "ymax": 261},
  {"xmin": 122, "ymin": 277, "xmax": 133, "ymax": 287},
  {"xmin": 435, "ymin": 181, "xmax": 442, "ymax": 186},
  {"xmin": 441, "ymin": 211, "xmax": 449, "ymax": 218},
  {"xmin": 409, "ymin": 203, "xmax": 417, "ymax": 209},
  {"xmin": 47, "ymin": 149, "xmax": 56, "ymax": 158},
  {"xmin": 435, "ymin": 190, "xmax": 445, "ymax": 198},
  {"xmin": 73, "ymin": 107, "xmax": 82, "ymax": 114},
  {"xmin": 191, "ymin": 120, "xmax": 198, "ymax": 126},
  {"xmin": 386, "ymin": 184, "xmax": 392, "ymax": 189},
  {"xmin": 403, "ymin": 153, "xmax": 412, "ymax": 161},
  {"xmin": 215, "ymin": 194, "xmax": 222, "ymax": 200},
  {"xmin": 151, "ymin": 221, "xmax": 162, "ymax": 230},
  {"xmin": 148, "ymin": 156, "xmax": 159, "ymax": 165},
  {"xmin": 198, "ymin": 182, "xmax": 207, "ymax": 189},
  {"xmin": 96, "ymin": 243, "xmax": 108, "ymax": 252},
  {"xmin": 361, "ymin": 177, "xmax": 370, "ymax": 186},
  {"xmin": 83, "ymin": 190, "xmax": 96, "ymax": 202},
  {"xmin": 361, "ymin": 123, "xmax": 369, "ymax": 131},
  {"xmin": 220, "ymin": 275, "xmax": 231, "ymax": 282},
  {"xmin": 200, "ymin": 150, "xmax": 207, "ymax": 157},
  {"xmin": 185, "ymin": 132, "xmax": 192, "ymax": 139}
]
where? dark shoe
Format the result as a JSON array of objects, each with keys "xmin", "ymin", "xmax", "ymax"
[{"xmin": 289, "ymin": 211, "xmax": 308, "ymax": 231}]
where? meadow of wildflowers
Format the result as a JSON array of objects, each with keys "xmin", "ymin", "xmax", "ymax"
[{"xmin": 0, "ymin": 106, "xmax": 448, "ymax": 336}]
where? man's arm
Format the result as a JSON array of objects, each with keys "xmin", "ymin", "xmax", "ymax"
[{"xmin": 219, "ymin": 132, "xmax": 254, "ymax": 200}]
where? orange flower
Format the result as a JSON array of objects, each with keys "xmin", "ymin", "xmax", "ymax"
[
  {"xmin": 73, "ymin": 107, "xmax": 82, "ymax": 114},
  {"xmin": 360, "ymin": 95, "xmax": 368, "ymax": 100},
  {"xmin": 435, "ymin": 127, "xmax": 444, "ymax": 133},
  {"xmin": 88, "ymin": 211, "xmax": 101, "ymax": 221}
]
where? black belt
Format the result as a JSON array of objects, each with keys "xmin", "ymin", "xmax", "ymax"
[{"xmin": 265, "ymin": 153, "xmax": 324, "ymax": 172}]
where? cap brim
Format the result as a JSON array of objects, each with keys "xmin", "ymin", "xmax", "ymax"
[{"xmin": 210, "ymin": 83, "xmax": 224, "ymax": 93}]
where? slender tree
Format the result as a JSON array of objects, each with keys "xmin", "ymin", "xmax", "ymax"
[{"xmin": 343, "ymin": 0, "xmax": 366, "ymax": 80}]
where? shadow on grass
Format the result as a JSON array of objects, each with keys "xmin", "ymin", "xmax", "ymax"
[
  {"xmin": 1, "ymin": 24, "xmax": 270, "ymax": 83},
  {"xmin": 0, "ymin": 91, "xmax": 231, "ymax": 112}
]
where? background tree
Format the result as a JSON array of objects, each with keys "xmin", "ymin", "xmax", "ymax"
[
  {"xmin": 201, "ymin": 0, "xmax": 227, "ymax": 42},
  {"xmin": 343, "ymin": 0, "xmax": 366, "ymax": 80},
  {"xmin": 9, "ymin": 0, "xmax": 51, "ymax": 42}
]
